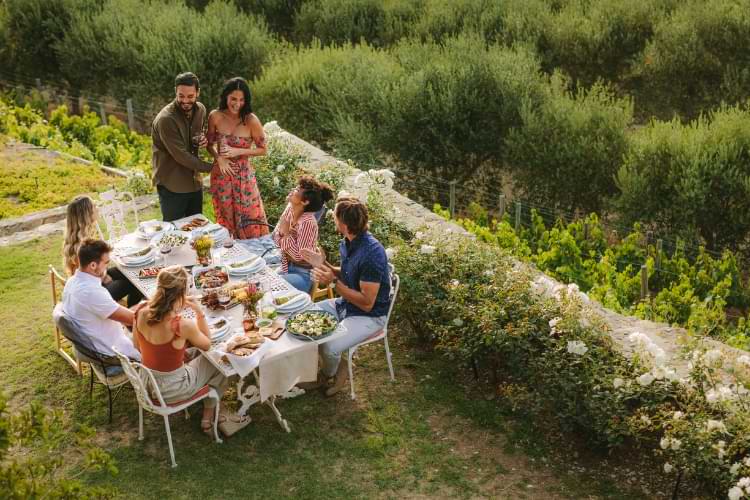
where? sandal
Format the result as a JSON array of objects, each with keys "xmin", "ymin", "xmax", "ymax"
[{"xmin": 201, "ymin": 412, "xmax": 226, "ymax": 436}]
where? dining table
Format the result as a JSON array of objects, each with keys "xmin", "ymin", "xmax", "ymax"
[{"xmin": 113, "ymin": 213, "xmax": 348, "ymax": 432}]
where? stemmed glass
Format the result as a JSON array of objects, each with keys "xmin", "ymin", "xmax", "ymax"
[{"xmin": 159, "ymin": 243, "xmax": 172, "ymax": 266}]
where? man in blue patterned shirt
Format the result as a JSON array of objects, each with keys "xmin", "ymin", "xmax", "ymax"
[{"xmin": 302, "ymin": 197, "xmax": 391, "ymax": 396}]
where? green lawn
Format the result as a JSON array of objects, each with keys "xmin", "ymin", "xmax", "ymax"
[{"xmin": 1, "ymin": 234, "xmax": 669, "ymax": 499}]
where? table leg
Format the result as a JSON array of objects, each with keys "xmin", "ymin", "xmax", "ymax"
[
  {"xmin": 236, "ymin": 378, "xmax": 260, "ymax": 417},
  {"xmin": 266, "ymin": 395, "xmax": 291, "ymax": 433},
  {"xmin": 235, "ymin": 374, "xmax": 293, "ymax": 433}
]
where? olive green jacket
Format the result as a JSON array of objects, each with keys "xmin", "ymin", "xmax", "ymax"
[{"xmin": 151, "ymin": 100, "xmax": 212, "ymax": 193}]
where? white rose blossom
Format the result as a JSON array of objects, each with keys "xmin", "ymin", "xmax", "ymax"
[
  {"xmin": 673, "ymin": 411, "xmax": 684, "ymax": 420},
  {"xmin": 663, "ymin": 463, "xmax": 674, "ymax": 474},
  {"xmin": 385, "ymin": 247, "xmax": 395, "ymax": 260},
  {"xmin": 738, "ymin": 477, "xmax": 750, "ymax": 488},
  {"xmin": 419, "ymin": 244, "xmax": 436, "ymax": 255},
  {"xmin": 744, "ymin": 457, "xmax": 750, "ymax": 468},
  {"xmin": 566, "ymin": 341, "xmax": 588, "ymax": 356},
  {"xmin": 728, "ymin": 486, "xmax": 743, "ymax": 500},
  {"xmin": 613, "ymin": 378, "xmax": 624, "ymax": 389},
  {"xmin": 272, "ymin": 176, "xmax": 280, "ymax": 187},
  {"xmin": 276, "ymin": 164, "xmax": 286, "ymax": 172},
  {"xmin": 660, "ymin": 437, "xmax": 670, "ymax": 450},
  {"xmin": 637, "ymin": 373, "xmax": 655, "ymax": 387},
  {"xmin": 731, "ymin": 463, "xmax": 742, "ymax": 475},
  {"xmin": 707, "ymin": 420, "xmax": 727, "ymax": 433}
]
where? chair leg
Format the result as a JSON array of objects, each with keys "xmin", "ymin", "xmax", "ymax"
[
  {"xmin": 348, "ymin": 348, "xmax": 356, "ymax": 400},
  {"xmin": 184, "ymin": 409, "xmax": 190, "ymax": 420},
  {"xmin": 107, "ymin": 385, "xmax": 113, "ymax": 423},
  {"xmin": 138, "ymin": 406, "xmax": 144, "ymax": 441},
  {"xmin": 384, "ymin": 336, "xmax": 395, "ymax": 381},
  {"xmin": 213, "ymin": 403, "xmax": 222, "ymax": 444},
  {"xmin": 163, "ymin": 415, "xmax": 177, "ymax": 468},
  {"xmin": 88, "ymin": 367, "xmax": 94, "ymax": 398}
]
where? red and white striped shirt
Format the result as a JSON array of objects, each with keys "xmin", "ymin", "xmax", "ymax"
[{"xmin": 272, "ymin": 204, "xmax": 318, "ymax": 273}]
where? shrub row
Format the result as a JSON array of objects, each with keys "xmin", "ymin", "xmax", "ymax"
[{"xmin": 1, "ymin": 0, "xmax": 277, "ymax": 110}]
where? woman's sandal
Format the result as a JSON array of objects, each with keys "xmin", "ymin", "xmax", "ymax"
[{"xmin": 201, "ymin": 412, "xmax": 225, "ymax": 437}]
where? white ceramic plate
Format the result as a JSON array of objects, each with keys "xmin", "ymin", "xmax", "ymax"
[
  {"xmin": 226, "ymin": 255, "xmax": 264, "ymax": 275},
  {"xmin": 137, "ymin": 220, "xmax": 173, "ymax": 239}
]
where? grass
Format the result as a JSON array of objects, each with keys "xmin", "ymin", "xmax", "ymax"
[
  {"xmin": 0, "ymin": 148, "xmax": 125, "ymax": 219},
  {"xmin": 1, "ymin": 233, "xmax": 686, "ymax": 499}
]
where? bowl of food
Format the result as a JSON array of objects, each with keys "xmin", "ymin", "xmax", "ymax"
[
  {"xmin": 192, "ymin": 265, "xmax": 228, "ymax": 289},
  {"xmin": 285, "ymin": 310, "xmax": 338, "ymax": 341},
  {"xmin": 150, "ymin": 230, "xmax": 190, "ymax": 250}
]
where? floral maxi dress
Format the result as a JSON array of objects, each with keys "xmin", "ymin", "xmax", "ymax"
[{"xmin": 210, "ymin": 133, "xmax": 269, "ymax": 239}]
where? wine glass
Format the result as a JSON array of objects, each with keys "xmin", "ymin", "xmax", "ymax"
[
  {"xmin": 159, "ymin": 243, "xmax": 172, "ymax": 266},
  {"xmin": 217, "ymin": 289, "xmax": 231, "ymax": 307}
]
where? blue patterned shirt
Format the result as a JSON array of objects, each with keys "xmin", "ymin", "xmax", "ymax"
[{"xmin": 337, "ymin": 232, "xmax": 391, "ymax": 317}]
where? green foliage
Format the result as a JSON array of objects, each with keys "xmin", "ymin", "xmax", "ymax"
[
  {"xmin": 382, "ymin": 36, "xmax": 545, "ymax": 179},
  {"xmin": 1, "ymin": 99, "xmax": 152, "ymax": 173},
  {"xmin": 0, "ymin": 0, "xmax": 97, "ymax": 78},
  {"xmin": 636, "ymin": 0, "xmax": 750, "ymax": 116},
  {"xmin": 293, "ymin": 0, "xmax": 420, "ymax": 47},
  {"xmin": 254, "ymin": 40, "xmax": 400, "ymax": 151},
  {"xmin": 614, "ymin": 104, "xmax": 750, "ymax": 250},
  {"xmin": 0, "ymin": 394, "xmax": 116, "ymax": 498},
  {"xmin": 56, "ymin": 0, "xmax": 276, "ymax": 108},
  {"xmin": 505, "ymin": 75, "xmax": 632, "ymax": 213},
  {"xmin": 235, "ymin": 0, "xmax": 305, "ymax": 37}
]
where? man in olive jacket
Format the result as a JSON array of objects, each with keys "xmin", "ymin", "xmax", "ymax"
[{"xmin": 151, "ymin": 72, "xmax": 213, "ymax": 221}]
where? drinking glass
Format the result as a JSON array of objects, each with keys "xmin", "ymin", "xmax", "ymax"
[
  {"xmin": 159, "ymin": 244, "xmax": 172, "ymax": 266},
  {"xmin": 218, "ymin": 289, "xmax": 231, "ymax": 307}
]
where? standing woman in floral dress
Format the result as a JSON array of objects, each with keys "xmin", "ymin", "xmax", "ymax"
[{"xmin": 207, "ymin": 77, "xmax": 269, "ymax": 239}]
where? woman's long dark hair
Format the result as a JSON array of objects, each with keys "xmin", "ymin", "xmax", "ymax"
[{"xmin": 218, "ymin": 77, "xmax": 253, "ymax": 124}]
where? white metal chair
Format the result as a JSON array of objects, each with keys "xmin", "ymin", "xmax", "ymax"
[
  {"xmin": 346, "ymin": 264, "xmax": 399, "ymax": 400},
  {"xmin": 113, "ymin": 348, "xmax": 222, "ymax": 468},
  {"xmin": 97, "ymin": 190, "xmax": 139, "ymax": 244}
]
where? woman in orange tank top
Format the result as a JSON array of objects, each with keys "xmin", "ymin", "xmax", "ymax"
[{"xmin": 132, "ymin": 266, "xmax": 248, "ymax": 436}]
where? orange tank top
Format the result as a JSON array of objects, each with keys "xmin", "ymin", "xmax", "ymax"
[{"xmin": 134, "ymin": 304, "xmax": 186, "ymax": 372}]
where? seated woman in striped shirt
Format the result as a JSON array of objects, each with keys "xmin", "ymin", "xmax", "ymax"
[{"xmin": 272, "ymin": 175, "xmax": 334, "ymax": 292}]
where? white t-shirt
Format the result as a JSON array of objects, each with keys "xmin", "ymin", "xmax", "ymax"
[{"xmin": 61, "ymin": 270, "xmax": 141, "ymax": 361}]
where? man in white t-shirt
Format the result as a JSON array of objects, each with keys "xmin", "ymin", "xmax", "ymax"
[{"xmin": 61, "ymin": 239, "xmax": 141, "ymax": 361}]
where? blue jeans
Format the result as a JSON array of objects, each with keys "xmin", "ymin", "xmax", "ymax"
[
  {"xmin": 312, "ymin": 299, "xmax": 387, "ymax": 377},
  {"xmin": 280, "ymin": 264, "xmax": 312, "ymax": 292}
]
